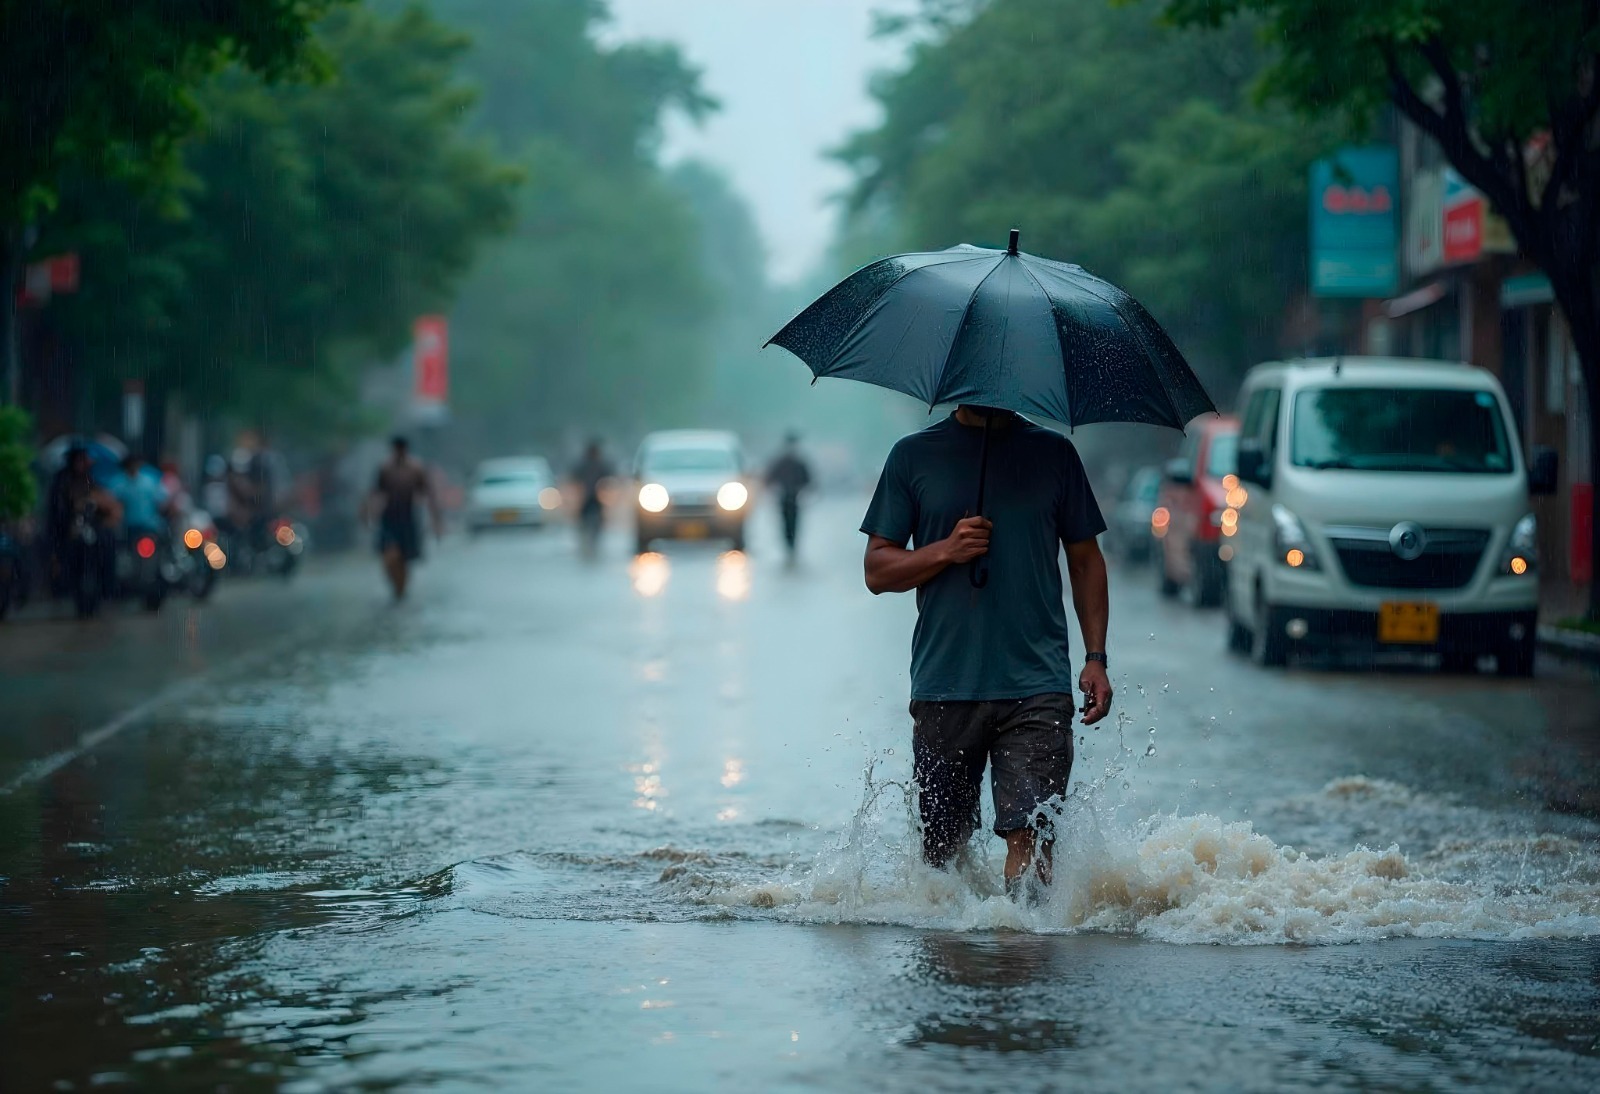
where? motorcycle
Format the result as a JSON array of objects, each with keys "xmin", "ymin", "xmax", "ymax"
[
  {"xmin": 225, "ymin": 516, "xmax": 305, "ymax": 579},
  {"xmin": 116, "ymin": 527, "xmax": 173, "ymax": 612},
  {"xmin": 174, "ymin": 509, "xmax": 226, "ymax": 600},
  {"xmin": 0, "ymin": 525, "xmax": 22, "ymax": 621}
]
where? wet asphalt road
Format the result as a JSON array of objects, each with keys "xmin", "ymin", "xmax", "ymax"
[{"xmin": 2, "ymin": 495, "xmax": 1599, "ymax": 1092}]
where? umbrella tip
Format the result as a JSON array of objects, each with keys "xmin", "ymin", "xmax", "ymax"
[{"xmin": 1007, "ymin": 228, "xmax": 1020, "ymax": 255}]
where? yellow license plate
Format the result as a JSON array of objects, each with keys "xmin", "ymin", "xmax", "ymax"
[
  {"xmin": 677, "ymin": 520, "xmax": 708, "ymax": 539},
  {"xmin": 1378, "ymin": 601, "xmax": 1439, "ymax": 644},
  {"xmin": 493, "ymin": 508, "xmax": 520, "ymax": 524}
]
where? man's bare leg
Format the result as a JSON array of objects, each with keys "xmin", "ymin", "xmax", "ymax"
[
  {"xmin": 382, "ymin": 545, "xmax": 407, "ymax": 599},
  {"xmin": 1004, "ymin": 829, "xmax": 1053, "ymax": 888}
]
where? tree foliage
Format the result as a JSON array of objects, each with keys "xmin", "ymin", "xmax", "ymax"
[
  {"xmin": 38, "ymin": 3, "xmax": 518, "ymax": 438},
  {"xmin": 1160, "ymin": 0, "xmax": 1600, "ymax": 613},
  {"xmin": 0, "ymin": 0, "xmax": 341, "ymax": 228},
  {"xmin": 839, "ymin": 0, "xmax": 1333, "ymax": 393},
  {"xmin": 423, "ymin": 0, "xmax": 720, "ymax": 455},
  {"xmin": 0, "ymin": 406, "xmax": 35, "ymax": 521}
]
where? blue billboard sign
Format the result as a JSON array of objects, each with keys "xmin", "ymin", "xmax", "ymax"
[{"xmin": 1310, "ymin": 147, "xmax": 1399, "ymax": 297}]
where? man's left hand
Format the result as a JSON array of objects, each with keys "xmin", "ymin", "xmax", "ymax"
[{"xmin": 1078, "ymin": 660, "xmax": 1112, "ymax": 725}]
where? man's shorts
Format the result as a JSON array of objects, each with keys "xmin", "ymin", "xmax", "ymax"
[{"xmin": 910, "ymin": 693, "xmax": 1075, "ymax": 856}]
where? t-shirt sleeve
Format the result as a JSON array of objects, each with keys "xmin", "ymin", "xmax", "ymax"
[
  {"xmin": 860, "ymin": 442, "xmax": 916, "ymax": 544},
  {"xmin": 1056, "ymin": 439, "xmax": 1107, "ymax": 544}
]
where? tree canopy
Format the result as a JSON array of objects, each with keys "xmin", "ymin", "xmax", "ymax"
[
  {"xmin": 1160, "ymin": 0, "xmax": 1600, "ymax": 613},
  {"xmin": 839, "ymin": 0, "xmax": 1334, "ymax": 396},
  {"xmin": 37, "ymin": 3, "xmax": 519, "ymax": 439}
]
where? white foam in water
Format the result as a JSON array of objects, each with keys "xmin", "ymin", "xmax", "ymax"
[{"xmin": 683, "ymin": 760, "xmax": 1600, "ymax": 945}]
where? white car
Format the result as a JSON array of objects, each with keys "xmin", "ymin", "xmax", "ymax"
[
  {"xmin": 1225, "ymin": 357, "xmax": 1557, "ymax": 675},
  {"xmin": 467, "ymin": 457, "xmax": 560, "ymax": 533},
  {"xmin": 632, "ymin": 430, "xmax": 749, "ymax": 553}
]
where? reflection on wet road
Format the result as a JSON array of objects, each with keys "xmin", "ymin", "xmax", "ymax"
[{"xmin": 2, "ymin": 498, "xmax": 1598, "ymax": 1090}]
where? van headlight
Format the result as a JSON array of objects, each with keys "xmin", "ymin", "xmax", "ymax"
[
  {"xmin": 638, "ymin": 483, "xmax": 670, "ymax": 513},
  {"xmin": 717, "ymin": 481, "xmax": 749, "ymax": 512},
  {"xmin": 1272, "ymin": 504, "xmax": 1319, "ymax": 570},
  {"xmin": 1500, "ymin": 513, "xmax": 1536, "ymax": 575}
]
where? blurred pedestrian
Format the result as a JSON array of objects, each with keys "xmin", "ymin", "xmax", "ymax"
[
  {"xmin": 861, "ymin": 405, "xmax": 1112, "ymax": 899},
  {"xmin": 367, "ymin": 435, "xmax": 441, "ymax": 600},
  {"xmin": 765, "ymin": 431, "xmax": 813, "ymax": 562},
  {"xmin": 570, "ymin": 438, "xmax": 614, "ymax": 559}
]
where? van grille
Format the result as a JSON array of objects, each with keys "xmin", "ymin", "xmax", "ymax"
[{"xmin": 1327, "ymin": 527, "xmax": 1489, "ymax": 590}]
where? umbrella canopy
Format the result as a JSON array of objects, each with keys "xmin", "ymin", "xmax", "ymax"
[
  {"xmin": 37, "ymin": 433, "xmax": 127, "ymax": 482},
  {"xmin": 765, "ymin": 231, "xmax": 1215, "ymax": 430}
]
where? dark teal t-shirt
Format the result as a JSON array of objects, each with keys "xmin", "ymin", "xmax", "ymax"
[{"xmin": 861, "ymin": 414, "xmax": 1106, "ymax": 701}]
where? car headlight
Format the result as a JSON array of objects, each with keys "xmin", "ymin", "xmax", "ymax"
[
  {"xmin": 638, "ymin": 483, "xmax": 670, "ymax": 513},
  {"xmin": 539, "ymin": 487, "xmax": 562, "ymax": 510},
  {"xmin": 1271, "ymin": 503, "xmax": 1320, "ymax": 570},
  {"xmin": 1500, "ymin": 513, "xmax": 1536, "ymax": 575},
  {"xmin": 717, "ymin": 481, "xmax": 748, "ymax": 512}
]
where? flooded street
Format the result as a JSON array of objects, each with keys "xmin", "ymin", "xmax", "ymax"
[{"xmin": 1, "ymin": 497, "xmax": 1597, "ymax": 1091}]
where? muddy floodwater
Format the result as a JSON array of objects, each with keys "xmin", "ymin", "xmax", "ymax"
[{"xmin": 3, "ymin": 500, "xmax": 1599, "ymax": 1091}]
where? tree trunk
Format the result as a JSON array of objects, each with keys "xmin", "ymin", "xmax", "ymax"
[{"xmin": 0, "ymin": 227, "xmax": 20, "ymax": 406}]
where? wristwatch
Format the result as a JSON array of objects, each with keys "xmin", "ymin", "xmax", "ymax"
[{"xmin": 1085, "ymin": 651, "xmax": 1108, "ymax": 666}]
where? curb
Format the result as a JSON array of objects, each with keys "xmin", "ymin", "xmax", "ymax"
[{"xmin": 1537, "ymin": 623, "xmax": 1600, "ymax": 663}]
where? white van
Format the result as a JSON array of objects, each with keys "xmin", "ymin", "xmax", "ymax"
[{"xmin": 1224, "ymin": 357, "xmax": 1558, "ymax": 675}]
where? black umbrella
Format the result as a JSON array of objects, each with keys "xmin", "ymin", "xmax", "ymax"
[{"xmin": 764, "ymin": 229, "xmax": 1215, "ymax": 586}]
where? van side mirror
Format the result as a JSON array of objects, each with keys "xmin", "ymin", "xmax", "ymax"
[
  {"xmin": 1236, "ymin": 441, "xmax": 1271, "ymax": 489},
  {"xmin": 1163, "ymin": 457, "xmax": 1193, "ymax": 487},
  {"xmin": 1528, "ymin": 445, "xmax": 1559, "ymax": 496}
]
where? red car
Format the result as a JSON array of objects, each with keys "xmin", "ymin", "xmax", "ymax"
[{"xmin": 1153, "ymin": 415, "xmax": 1240, "ymax": 607}]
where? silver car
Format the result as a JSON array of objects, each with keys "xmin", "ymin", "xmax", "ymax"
[{"xmin": 467, "ymin": 457, "xmax": 559, "ymax": 534}]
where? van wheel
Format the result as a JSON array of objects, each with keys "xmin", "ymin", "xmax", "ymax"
[
  {"xmin": 1253, "ymin": 598, "xmax": 1288, "ymax": 667},
  {"xmin": 1226, "ymin": 613, "xmax": 1252, "ymax": 655},
  {"xmin": 1496, "ymin": 639, "xmax": 1535, "ymax": 678}
]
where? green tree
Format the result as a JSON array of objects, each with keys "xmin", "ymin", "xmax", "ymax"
[
  {"xmin": 422, "ymin": 0, "xmax": 719, "ymax": 457},
  {"xmin": 1, "ymin": 0, "xmax": 343, "ymax": 403},
  {"xmin": 838, "ymin": 0, "xmax": 1327, "ymax": 393},
  {"xmin": 0, "ymin": 406, "xmax": 35, "ymax": 522},
  {"xmin": 1161, "ymin": 0, "xmax": 1600, "ymax": 616},
  {"xmin": 39, "ymin": 3, "xmax": 518, "ymax": 441}
]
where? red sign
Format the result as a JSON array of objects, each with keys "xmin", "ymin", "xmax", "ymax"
[
  {"xmin": 1322, "ymin": 185, "xmax": 1393, "ymax": 215},
  {"xmin": 412, "ymin": 316, "xmax": 448, "ymax": 406},
  {"xmin": 1573, "ymin": 482, "xmax": 1594, "ymax": 584},
  {"xmin": 1442, "ymin": 195, "xmax": 1485, "ymax": 264}
]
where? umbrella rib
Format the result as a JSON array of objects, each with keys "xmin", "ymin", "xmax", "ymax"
[
  {"xmin": 1016, "ymin": 260, "xmax": 1074, "ymax": 424},
  {"xmin": 928, "ymin": 255, "xmax": 1008, "ymax": 408},
  {"xmin": 763, "ymin": 252, "xmax": 989, "ymax": 357},
  {"xmin": 1050, "ymin": 265, "xmax": 1187, "ymax": 428}
]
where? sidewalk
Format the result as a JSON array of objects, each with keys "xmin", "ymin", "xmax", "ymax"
[{"xmin": 1539, "ymin": 621, "xmax": 1600, "ymax": 664}]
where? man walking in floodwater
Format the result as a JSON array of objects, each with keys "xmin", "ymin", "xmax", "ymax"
[
  {"xmin": 766, "ymin": 431, "xmax": 813, "ymax": 562},
  {"xmin": 369, "ymin": 435, "xmax": 441, "ymax": 600},
  {"xmin": 862, "ymin": 405, "xmax": 1112, "ymax": 897}
]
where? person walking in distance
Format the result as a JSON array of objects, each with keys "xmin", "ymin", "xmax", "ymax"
[
  {"xmin": 570, "ymin": 438, "xmax": 614, "ymax": 559},
  {"xmin": 368, "ymin": 435, "xmax": 442, "ymax": 599},
  {"xmin": 766, "ymin": 431, "xmax": 813, "ymax": 562},
  {"xmin": 861, "ymin": 405, "xmax": 1112, "ymax": 898}
]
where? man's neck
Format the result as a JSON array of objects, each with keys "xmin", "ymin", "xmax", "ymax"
[{"xmin": 954, "ymin": 406, "xmax": 1013, "ymax": 428}]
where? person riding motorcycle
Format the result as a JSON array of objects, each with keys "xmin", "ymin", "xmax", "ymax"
[
  {"xmin": 106, "ymin": 453, "xmax": 171, "ymax": 539},
  {"xmin": 46, "ymin": 446, "xmax": 120, "ymax": 607}
]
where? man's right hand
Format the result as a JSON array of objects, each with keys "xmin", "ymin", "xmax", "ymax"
[{"xmin": 941, "ymin": 516, "xmax": 992, "ymax": 564}]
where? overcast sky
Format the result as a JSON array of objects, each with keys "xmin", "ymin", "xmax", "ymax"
[{"xmin": 603, "ymin": 0, "xmax": 912, "ymax": 285}]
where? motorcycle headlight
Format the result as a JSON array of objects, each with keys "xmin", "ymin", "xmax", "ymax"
[
  {"xmin": 1271, "ymin": 504, "xmax": 1320, "ymax": 570},
  {"xmin": 1500, "ymin": 513, "xmax": 1537, "ymax": 575},
  {"xmin": 716, "ymin": 481, "xmax": 748, "ymax": 512}
]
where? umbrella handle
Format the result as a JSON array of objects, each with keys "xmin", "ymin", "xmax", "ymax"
[{"xmin": 969, "ymin": 412, "xmax": 996, "ymax": 589}]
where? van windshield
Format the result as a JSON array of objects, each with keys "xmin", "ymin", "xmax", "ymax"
[
  {"xmin": 643, "ymin": 448, "xmax": 738, "ymax": 474},
  {"xmin": 1291, "ymin": 387, "xmax": 1511, "ymax": 474}
]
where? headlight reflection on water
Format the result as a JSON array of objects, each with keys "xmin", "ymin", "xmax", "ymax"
[
  {"xmin": 716, "ymin": 551, "xmax": 750, "ymax": 602},
  {"xmin": 630, "ymin": 552, "xmax": 670, "ymax": 597}
]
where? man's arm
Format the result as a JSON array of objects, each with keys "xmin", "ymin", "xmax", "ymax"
[
  {"xmin": 864, "ymin": 517, "xmax": 990, "ymax": 594},
  {"xmin": 1064, "ymin": 537, "xmax": 1112, "ymax": 725}
]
